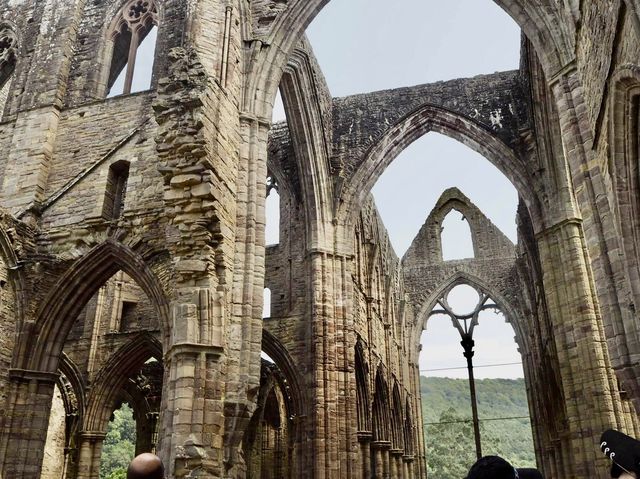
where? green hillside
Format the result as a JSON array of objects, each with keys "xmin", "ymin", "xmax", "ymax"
[{"xmin": 421, "ymin": 376, "xmax": 536, "ymax": 479}]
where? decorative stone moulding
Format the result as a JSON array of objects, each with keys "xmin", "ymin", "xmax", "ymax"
[
  {"xmin": 114, "ymin": 0, "xmax": 158, "ymax": 35},
  {"xmin": 0, "ymin": 27, "xmax": 17, "ymax": 70}
]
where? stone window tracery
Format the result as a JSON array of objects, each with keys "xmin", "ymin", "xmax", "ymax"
[
  {"xmin": 106, "ymin": 0, "xmax": 159, "ymax": 97},
  {"xmin": 0, "ymin": 26, "xmax": 18, "ymax": 117}
]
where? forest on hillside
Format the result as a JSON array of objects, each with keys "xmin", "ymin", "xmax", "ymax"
[
  {"xmin": 421, "ymin": 376, "xmax": 536, "ymax": 479},
  {"xmin": 99, "ymin": 378, "xmax": 536, "ymax": 479}
]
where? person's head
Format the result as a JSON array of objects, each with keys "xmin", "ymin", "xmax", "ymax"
[
  {"xmin": 467, "ymin": 456, "xmax": 544, "ymax": 479},
  {"xmin": 127, "ymin": 453, "xmax": 164, "ymax": 479},
  {"xmin": 467, "ymin": 456, "xmax": 517, "ymax": 479}
]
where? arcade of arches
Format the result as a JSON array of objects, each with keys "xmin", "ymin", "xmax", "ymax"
[{"xmin": 1, "ymin": 0, "xmax": 640, "ymax": 478}]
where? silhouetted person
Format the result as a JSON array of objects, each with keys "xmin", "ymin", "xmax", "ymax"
[
  {"xmin": 127, "ymin": 453, "xmax": 164, "ymax": 479},
  {"xmin": 601, "ymin": 429, "xmax": 640, "ymax": 478},
  {"xmin": 466, "ymin": 455, "xmax": 543, "ymax": 479}
]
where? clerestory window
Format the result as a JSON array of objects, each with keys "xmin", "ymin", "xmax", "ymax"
[{"xmin": 106, "ymin": 0, "xmax": 158, "ymax": 97}]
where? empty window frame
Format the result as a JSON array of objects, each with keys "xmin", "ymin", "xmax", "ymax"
[
  {"xmin": 103, "ymin": 161, "xmax": 131, "ymax": 220},
  {"xmin": 106, "ymin": 0, "xmax": 159, "ymax": 97}
]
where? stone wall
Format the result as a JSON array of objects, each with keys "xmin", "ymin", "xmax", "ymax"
[{"xmin": 2, "ymin": 1, "xmax": 640, "ymax": 478}]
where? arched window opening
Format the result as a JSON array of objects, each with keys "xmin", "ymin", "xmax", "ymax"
[
  {"xmin": 106, "ymin": 0, "xmax": 158, "ymax": 97},
  {"xmin": 100, "ymin": 402, "xmax": 136, "ymax": 478},
  {"xmin": 266, "ymin": 176, "xmax": 280, "ymax": 245},
  {"xmin": 420, "ymin": 283, "xmax": 535, "ymax": 475},
  {"xmin": 244, "ymin": 359, "xmax": 292, "ymax": 479},
  {"xmin": 103, "ymin": 161, "xmax": 130, "ymax": 220},
  {"xmin": 263, "ymin": 288, "xmax": 272, "ymax": 319},
  {"xmin": 371, "ymin": 134, "xmax": 518, "ymax": 257},
  {"xmin": 0, "ymin": 27, "xmax": 17, "ymax": 116},
  {"xmin": 441, "ymin": 209, "xmax": 474, "ymax": 260}
]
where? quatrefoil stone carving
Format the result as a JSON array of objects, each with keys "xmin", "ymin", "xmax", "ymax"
[{"xmin": 122, "ymin": 0, "xmax": 157, "ymax": 26}]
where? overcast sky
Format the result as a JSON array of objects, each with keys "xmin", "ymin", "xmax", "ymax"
[{"xmin": 293, "ymin": 0, "xmax": 523, "ymax": 379}]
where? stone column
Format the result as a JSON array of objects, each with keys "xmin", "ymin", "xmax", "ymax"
[
  {"xmin": 75, "ymin": 432, "xmax": 106, "ymax": 479},
  {"xmin": 159, "ymin": 343, "xmax": 224, "ymax": 478},
  {"xmin": 390, "ymin": 450, "xmax": 403, "ymax": 478},
  {"xmin": 536, "ymin": 219, "xmax": 622, "ymax": 477},
  {"xmin": 0, "ymin": 369, "xmax": 58, "ymax": 478},
  {"xmin": 357, "ymin": 432, "xmax": 372, "ymax": 479},
  {"xmin": 403, "ymin": 455, "xmax": 414, "ymax": 479},
  {"xmin": 371, "ymin": 442, "xmax": 385, "ymax": 479}
]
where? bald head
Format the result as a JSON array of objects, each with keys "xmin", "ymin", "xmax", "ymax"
[{"xmin": 127, "ymin": 453, "xmax": 164, "ymax": 479}]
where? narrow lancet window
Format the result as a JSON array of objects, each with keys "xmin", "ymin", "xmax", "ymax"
[
  {"xmin": 266, "ymin": 175, "xmax": 280, "ymax": 245},
  {"xmin": 441, "ymin": 209, "xmax": 474, "ymax": 260},
  {"xmin": 103, "ymin": 161, "xmax": 130, "ymax": 220},
  {"xmin": 107, "ymin": 0, "xmax": 158, "ymax": 97}
]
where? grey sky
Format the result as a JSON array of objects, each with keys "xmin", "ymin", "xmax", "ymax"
[{"xmin": 300, "ymin": 0, "xmax": 523, "ymax": 379}]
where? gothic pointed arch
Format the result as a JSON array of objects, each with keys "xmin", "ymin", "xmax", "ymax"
[
  {"xmin": 391, "ymin": 383, "xmax": 404, "ymax": 452},
  {"xmin": 413, "ymin": 271, "xmax": 525, "ymax": 352},
  {"xmin": 244, "ymin": 0, "xmax": 572, "ymax": 122},
  {"xmin": 15, "ymin": 239, "xmax": 170, "ymax": 374},
  {"xmin": 279, "ymin": 40, "xmax": 334, "ymax": 242},
  {"xmin": 372, "ymin": 366, "xmax": 391, "ymax": 444},
  {"xmin": 338, "ymin": 104, "xmax": 541, "ymax": 227},
  {"xmin": 83, "ymin": 332, "xmax": 162, "ymax": 433},
  {"xmin": 101, "ymin": 0, "xmax": 160, "ymax": 97},
  {"xmin": 58, "ymin": 353, "xmax": 86, "ymax": 423},
  {"xmin": 261, "ymin": 330, "xmax": 307, "ymax": 419}
]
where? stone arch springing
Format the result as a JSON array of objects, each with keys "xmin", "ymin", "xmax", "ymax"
[
  {"xmin": 245, "ymin": 339, "xmax": 298, "ymax": 479},
  {"xmin": 42, "ymin": 354, "xmax": 85, "ymax": 478},
  {"xmin": 261, "ymin": 330, "xmax": 306, "ymax": 420},
  {"xmin": 102, "ymin": 0, "xmax": 159, "ymax": 97},
  {"xmin": 15, "ymin": 240, "xmax": 170, "ymax": 374}
]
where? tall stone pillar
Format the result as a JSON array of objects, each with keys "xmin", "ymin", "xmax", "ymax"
[
  {"xmin": 536, "ymin": 219, "xmax": 623, "ymax": 477},
  {"xmin": 152, "ymin": 45, "xmax": 252, "ymax": 478},
  {"xmin": 0, "ymin": 370, "xmax": 58, "ymax": 478},
  {"xmin": 358, "ymin": 432, "xmax": 372, "ymax": 479}
]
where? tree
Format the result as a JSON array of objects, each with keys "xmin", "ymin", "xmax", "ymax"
[
  {"xmin": 100, "ymin": 403, "xmax": 136, "ymax": 479},
  {"xmin": 425, "ymin": 407, "xmax": 477, "ymax": 479}
]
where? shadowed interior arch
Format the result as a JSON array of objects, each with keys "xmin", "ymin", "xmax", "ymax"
[
  {"xmin": 83, "ymin": 333, "xmax": 162, "ymax": 434},
  {"xmin": 16, "ymin": 240, "xmax": 170, "ymax": 374}
]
